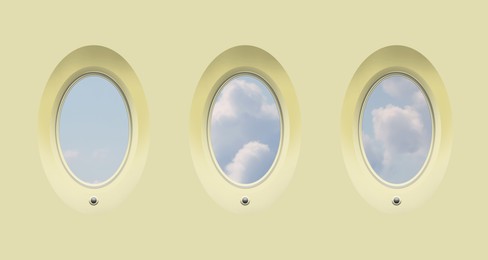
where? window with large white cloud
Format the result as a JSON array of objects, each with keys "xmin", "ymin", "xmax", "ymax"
[
  {"xmin": 58, "ymin": 73, "xmax": 130, "ymax": 185},
  {"xmin": 209, "ymin": 74, "xmax": 281, "ymax": 185},
  {"xmin": 361, "ymin": 73, "xmax": 433, "ymax": 185}
]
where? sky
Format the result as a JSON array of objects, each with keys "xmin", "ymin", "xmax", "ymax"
[
  {"xmin": 210, "ymin": 75, "xmax": 281, "ymax": 185},
  {"xmin": 361, "ymin": 74, "xmax": 432, "ymax": 184},
  {"xmin": 58, "ymin": 74, "xmax": 130, "ymax": 185}
]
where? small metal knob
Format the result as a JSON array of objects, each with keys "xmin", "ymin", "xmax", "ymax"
[
  {"xmin": 241, "ymin": 196, "xmax": 250, "ymax": 206},
  {"xmin": 89, "ymin": 196, "xmax": 99, "ymax": 206},
  {"xmin": 392, "ymin": 196, "xmax": 401, "ymax": 206}
]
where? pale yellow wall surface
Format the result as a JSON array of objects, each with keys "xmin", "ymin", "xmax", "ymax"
[{"xmin": 0, "ymin": 0, "xmax": 486, "ymax": 259}]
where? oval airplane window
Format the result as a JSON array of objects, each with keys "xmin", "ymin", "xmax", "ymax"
[
  {"xmin": 58, "ymin": 73, "xmax": 130, "ymax": 186},
  {"xmin": 209, "ymin": 74, "xmax": 282, "ymax": 186},
  {"xmin": 361, "ymin": 73, "xmax": 433, "ymax": 185}
]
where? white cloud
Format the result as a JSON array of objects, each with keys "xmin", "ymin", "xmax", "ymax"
[
  {"xmin": 381, "ymin": 76, "xmax": 429, "ymax": 110},
  {"xmin": 367, "ymin": 104, "xmax": 430, "ymax": 182},
  {"xmin": 260, "ymin": 103, "xmax": 280, "ymax": 119},
  {"xmin": 381, "ymin": 76, "xmax": 418, "ymax": 99},
  {"xmin": 225, "ymin": 141, "xmax": 271, "ymax": 184},
  {"xmin": 372, "ymin": 105, "xmax": 424, "ymax": 153},
  {"xmin": 63, "ymin": 149, "xmax": 79, "ymax": 160},
  {"xmin": 212, "ymin": 78, "xmax": 279, "ymax": 123}
]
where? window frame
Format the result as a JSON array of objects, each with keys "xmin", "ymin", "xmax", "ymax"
[
  {"xmin": 189, "ymin": 45, "xmax": 301, "ymax": 213},
  {"xmin": 341, "ymin": 45, "xmax": 452, "ymax": 213},
  {"xmin": 39, "ymin": 46, "xmax": 149, "ymax": 213}
]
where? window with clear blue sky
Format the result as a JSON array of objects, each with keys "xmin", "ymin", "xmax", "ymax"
[
  {"xmin": 210, "ymin": 74, "xmax": 281, "ymax": 185},
  {"xmin": 58, "ymin": 74, "xmax": 130, "ymax": 185},
  {"xmin": 361, "ymin": 74, "xmax": 432, "ymax": 184}
]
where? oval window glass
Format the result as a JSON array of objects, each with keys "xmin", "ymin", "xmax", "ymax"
[
  {"xmin": 58, "ymin": 74, "xmax": 130, "ymax": 185},
  {"xmin": 361, "ymin": 73, "xmax": 433, "ymax": 185},
  {"xmin": 209, "ymin": 74, "xmax": 282, "ymax": 185}
]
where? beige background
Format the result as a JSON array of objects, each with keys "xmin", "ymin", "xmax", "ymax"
[{"xmin": 1, "ymin": 0, "xmax": 486, "ymax": 259}]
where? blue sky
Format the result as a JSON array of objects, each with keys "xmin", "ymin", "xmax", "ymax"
[
  {"xmin": 361, "ymin": 74, "xmax": 432, "ymax": 184},
  {"xmin": 58, "ymin": 74, "xmax": 130, "ymax": 184},
  {"xmin": 210, "ymin": 75, "xmax": 281, "ymax": 184}
]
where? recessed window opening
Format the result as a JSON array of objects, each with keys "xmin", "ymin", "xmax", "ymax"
[
  {"xmin": 360, "ymin": 73, "xmax": 433, "ymax": 185},
  {"xmin": 57, "ymin": 73, "xmax": 131, "ymax": 186},
  {"xmin": 209, "ymin": 73, "xmax": 282, "ymax": 186}
]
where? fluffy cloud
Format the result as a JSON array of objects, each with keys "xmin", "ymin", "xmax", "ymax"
[
  {"xmin": 212, "ymin": 78, "xmax": 279, "ymax": 123},
  {"xmin": 364, "ymin": 104, "xmax": 430, "ymax": 183},
  {"xmin": 225, "ymin": 141, "xmax": 272, "ymax": 184},
  {"xmin": 372, "ymin": 105, "xmax": 424, "ymax": 154}
]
